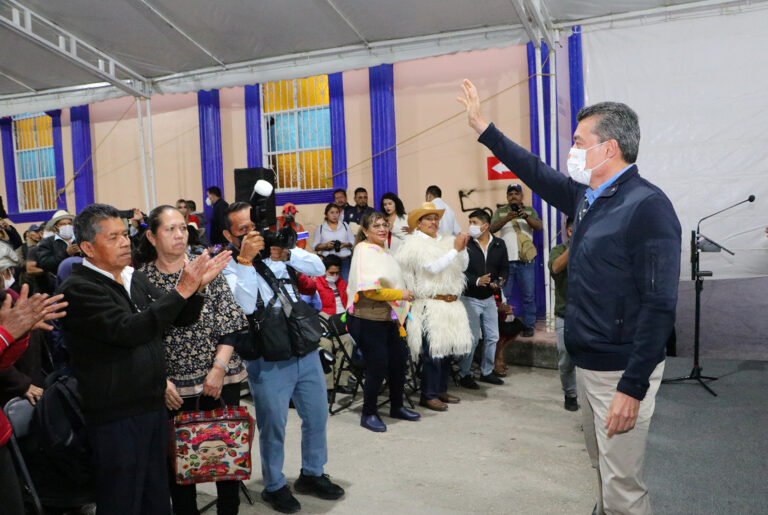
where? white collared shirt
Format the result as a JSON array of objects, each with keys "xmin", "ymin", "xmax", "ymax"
[{"xmin": 82, "ymin": 258, "xmax": 134, "ymax": 297}]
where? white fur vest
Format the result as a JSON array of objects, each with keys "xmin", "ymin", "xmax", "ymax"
[{"xmin": 396, "ymin": 233, "xmax": 473, "ymax": 358}]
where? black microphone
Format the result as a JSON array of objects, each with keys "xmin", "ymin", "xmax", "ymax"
[{"xmin": 697, "ymin": 195, "xmax": 756, "ymax": 233}]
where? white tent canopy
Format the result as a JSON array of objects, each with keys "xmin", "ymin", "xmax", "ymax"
[{"xmin": 0, "ymin": 0, "xmax": 752, "ymax": 116}]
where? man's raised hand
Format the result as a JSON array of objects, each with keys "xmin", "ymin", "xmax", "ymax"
[{"xmin": 457, "ymin": 79, "xmax": 489, "ymax": 135}]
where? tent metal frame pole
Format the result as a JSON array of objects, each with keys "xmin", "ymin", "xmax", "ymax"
[
  {"xmin": 1, "ymin": 0, "xmax": 149, "ymax": 98},
  {"xmin": 136, "ymin": 99, "xmax": 151, "ymax": 213},
  {"xmin": 535, "ymin": 43, "xmax": 552, "ymax": 332},
  {"xmin": 547, "ymin": 45, "xmax": 558, "ymax": 331},
  {"xmin": 146, "ymin": 98, "xmax": 157, "ymax": 208}
]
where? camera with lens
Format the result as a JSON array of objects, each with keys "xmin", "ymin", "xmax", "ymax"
[
  {"xmin": 509, "ymin": 203, "xmax": 520, "ymax": 213},
  {"xmin": 333, "ymin": 240, "xmax": 342, "ymax": 253},
  {"xmin": 249, "ymin": 179, "xmax": 297, "ymax": 258}
]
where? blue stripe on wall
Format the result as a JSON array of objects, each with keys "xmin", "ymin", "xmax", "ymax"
[
  {"xmin": 198, "ymin": 89, "xmax": 224, "ymax": 227},
  {"xmin": 369, "ymin": 64, "xmax": 397, "ymax": 208},
  {"xmin": 70, "ymin": 105, "xmax": 94, "ymax": 212},
  {"xmin": 328, "ymin": 72, "xmax": 348, "ymax": 193},
  {"xmin": 568, "ymin": 26, "xmax": 585, "ymax": 135},
  {"xmin": 244, "ymin": 84, "xmax": 262, "ymax": 169}
]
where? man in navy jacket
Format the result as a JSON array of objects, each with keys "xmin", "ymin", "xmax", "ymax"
[{"xmin": 459, "ymin": 80, "xmax": 680, "ymax": 515}]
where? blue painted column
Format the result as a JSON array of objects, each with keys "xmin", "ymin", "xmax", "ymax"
[
  {"xmin": 244, "ymin": 84, "xmax": 262, "ymax": 169},
  {"xmin": 369, "ymin": 64, "xmax": 397, "ymax": 208},
  {"xmin": 70, "ymin": 105, "xmax": 94, "ymax": 212},
  {"xmin": 568, "ymin": 26, "xmax": 585, "ymax": 135},
  {"xmin": 328, "ymin": 72, "xmax": 348, "ymax": 192},
  {"xmin": 197, "ymin": 89, "xmax": 224, "ymax": 227}
]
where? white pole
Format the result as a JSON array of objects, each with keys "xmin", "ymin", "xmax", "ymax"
[
  {"xmin": 535, "ymin": 43, "xmax": 552, "ymax": 333},
  {"xmin": 146, "ymin": 96, "xmax": 157, "ymax": 209},
  {"xmin": 136, "ymin": 98, "xmax": 150, "ymax": 213},
  {"xmin": 548, "ymin": 46, "xmax": 558, "ymax": 332}
]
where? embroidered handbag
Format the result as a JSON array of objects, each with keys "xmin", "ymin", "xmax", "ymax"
[{"xmin": 170, "ymin": 404, "xmax": 254, "ymax": 485}]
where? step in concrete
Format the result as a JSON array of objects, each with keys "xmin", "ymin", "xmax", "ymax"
[{"xmin": 502, "ymin": 321, "xmax": 558, "ymax": 370}]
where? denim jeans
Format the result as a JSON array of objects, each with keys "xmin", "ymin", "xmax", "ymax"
[
  {"xmin": 503, "ymin": 260, "xmax": 537, "ymax": 328},
  {"xmin": 459, "ymin": 296, "xmax": 499, "ymax": 377},
  {"xmin": 555, "ymin": 317, "xmax": 577, "ymax": 397},
  {"xmin": 340, "ymin": 257, "xmax": 351, "ymax": 283},
  {"xmin": 245, "ymin": 350, "xmax": 328, "ymax": 492}
]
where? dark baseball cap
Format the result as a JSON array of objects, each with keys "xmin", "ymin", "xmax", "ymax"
[
  {"xmin": 28, "ymin": 224, "xmax": 41, "ymax": 232},
  {"xmin": 507, "ymin": 184, "xmax": 522, "ymax": 193}
]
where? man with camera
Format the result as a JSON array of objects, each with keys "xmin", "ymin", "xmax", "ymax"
[
  {"xmin": 489, "ymin": 184, "xmax": 542, "ymax": 337},
  {"xmin": 222, "ymin": 202, "xmax": 345, "ymax": 514}
]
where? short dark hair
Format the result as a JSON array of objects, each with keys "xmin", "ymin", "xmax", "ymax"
[
  {"xmin": 225, "ymin": 201, "xmax": 252, "ymax": 231},
  {"xmin": 426, "ymin": 185, "xmax": 442, "ymax": 198},
  {"xmin": 353, "ymin": 187, "xmax": 367, "ymax": 196},
  {"xmin": 186, "ymin": 199, "xmax": 197, "ymax": 211},
  {"xmin": 576, "ymin": 102, "xmax": 640, "ymax": 163},
  {"xmin": 379, "ymin": 192, "xmax": 406, "ymax": 217},
  {"xmin": 74, "ymin": 203, "xmax": 121, "ymax": 244},
  {"xmin": 206, "ymin": 186, "xmax": 222, "ymax": 198},
  {"xmin": 333, "ymin": 188, "xmax": 347, "ymax": 197},
  {"xmin": 469, "ymin": 209, "xmax": 490, "ymax": 225},
  {"xmin": 176, "ymin": 198, "xmax": 186, "ymax": 206},
  {"xmin": 323, "ymin": 254, "xmax": 342, "ymax": 270}
]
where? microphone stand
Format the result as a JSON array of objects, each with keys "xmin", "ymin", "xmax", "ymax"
[{"xmin": 662, "ymin": 196, "xmax": 753, "ymax": 396}]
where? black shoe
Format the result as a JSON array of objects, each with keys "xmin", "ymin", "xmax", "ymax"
[
  {"xmin": 459, "ymin": 375, "xmax": 480, "ymax": 390},
  {"xmin": 335, "ymin": 384, "xmax": 355, "ymax": 394},
  {"xmin": 262, "ymin": 485, "xmax": 301, "ymax": 514},
  {"xmin": 479, "ymin": 374, "xmax": 504, "ymax": 385},
  {"xmin": 389, "ymin": 406, "xmax": 421, "ymax": 421},
  {"xmin": 564, "ymin": 395, "xmax": 579, "ymax": 411},
  {"xmin": 294, "ymin": 470, "xmax": 345, "ymax": 500},
  {"xmin": 522, "ymin": 327, "xmax": 535, "ymax": 337}
]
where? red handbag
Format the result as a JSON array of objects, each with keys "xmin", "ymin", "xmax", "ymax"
[{"xmin": 170, "ymin": 405, "xmax": 254, "ymax": 485}]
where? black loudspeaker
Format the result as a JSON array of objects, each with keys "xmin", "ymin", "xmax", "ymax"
[{"xmin": 234, "ymin": 167, "xmax": 276, "ymax": 227}]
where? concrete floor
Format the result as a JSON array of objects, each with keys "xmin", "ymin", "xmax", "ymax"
[{"xmin": 196, "ymin": 365, "xmax": 597, "ymax": 514}]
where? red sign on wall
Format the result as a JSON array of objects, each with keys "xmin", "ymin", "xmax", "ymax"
[{"xmin": 487, "ymin": 157, "xmax": 517, "ymax": 181}]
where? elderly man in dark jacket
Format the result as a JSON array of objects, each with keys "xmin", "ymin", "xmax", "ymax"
[
  {"xmin": 460, "ymin": 80, "xmax": 681, "ymax": 515},
  {"xmin": 459, "ymin": 209, "xmax": 509, "ymax": 389},
  {"xmin": 58, "ymin": 203, "xmax": 231, "ymax": 515}
]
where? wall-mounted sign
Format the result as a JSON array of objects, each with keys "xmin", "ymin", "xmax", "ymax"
[{"xmin": 487, "ymin": 157, "xmax": 517, "ymax": 181}]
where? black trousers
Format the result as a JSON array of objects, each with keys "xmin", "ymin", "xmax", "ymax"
[
  {"xmin": 421, "ymin": 337, "xmax": 451, "ymax": 399},
  {"xmin": 169, "ymin": 383, "xmax": 242, "ymax": 515},
  {"xmin": 0, "ymin": 444, "xmax": 24, "ymax": 515},
  {"xmin": 347, "ymin": 316, "xmax": 408, "ymax": 416},
  {"xmin": 87, "ymin": 408, "xmax": 171, "ymax": 515}
]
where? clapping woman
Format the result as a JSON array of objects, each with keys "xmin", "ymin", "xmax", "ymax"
[
  {"xmin": 346, "ymin": 211, "xmax": 419, "ymax": 432},
  {"xmin": 134, "ymin": 205, "xmax": 247, "ymax": 515}
]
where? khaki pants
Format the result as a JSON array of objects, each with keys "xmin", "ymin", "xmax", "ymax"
[
  {"xmin": 318, "ymin": 332, "xmax": 355, "ymax": 390},
  {"xmin": 576, "ymin": 362, "xmax": 665, "ymax": 515}
]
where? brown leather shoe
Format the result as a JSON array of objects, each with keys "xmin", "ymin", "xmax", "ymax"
[
  {"xmin": 438, "ymin": 393, "xmax": 460, "ymax": 404},
  {"xmin": 419, "ymin": 397, "xmax": 448, "ymax": 411}
]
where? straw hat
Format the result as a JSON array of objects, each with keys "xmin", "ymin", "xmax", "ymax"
[
  {"xmin": 46, "ymin": 209, "xmax": 74, "ymax": 230},
  {"xmin": 407, "ymin": 202, "xmax": 445, "ymax": 229}
]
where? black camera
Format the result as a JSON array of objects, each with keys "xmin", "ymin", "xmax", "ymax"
[
  {"xmin": 333, "ymin": 240, "xmax": 342, "ymax": 253},
  {"xmin": 509, "ymin": 203, "xmax": 520, "ymax": 213},
  {"xmin": 250, "ymin": 187, "xmax": 296, "ymax": 256},
  {"xmin": 319, "ymin": 348, "xmax": 336, "ymax": 374}
]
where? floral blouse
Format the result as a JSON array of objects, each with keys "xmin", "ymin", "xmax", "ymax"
[{"xmin": 140, "ymin": 263, "xmax": 249, "ymax": 397}]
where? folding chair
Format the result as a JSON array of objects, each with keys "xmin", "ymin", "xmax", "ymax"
[
  {"xmin": 319, "ymin": 314, "xmax": 365, "ymax": 415},
  {"xmin": 3, "ymin": 397, "xmax": 45, "ymax": 515}
]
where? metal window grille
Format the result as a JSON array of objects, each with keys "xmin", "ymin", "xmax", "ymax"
[
  {"xmin": 11, "ymin": 113, "xmax": 57, "ymax": 212},
  {"xmin": 260, "ymin": 75, "xmax": 332, "ymax": 191}
]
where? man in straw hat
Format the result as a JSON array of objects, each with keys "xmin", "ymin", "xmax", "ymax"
[
  {"xmin": 36, "ymin": 210, "xmax": 79, "ymax": 276},
  {"xmin": 396, "ymin": 202, "xmax": 473, "ymax": 411}
]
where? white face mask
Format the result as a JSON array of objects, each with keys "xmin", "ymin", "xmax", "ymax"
[
  {"xmin": 58, "ymin": 224, "xmax": 75, "ymax": 240},
  {"xmin": 326, "ymin": 275, "xmax": 338, "ymax": 283},
  {"xmin": 3, "ymin": 273, "xmax": 14, "ymax": 290},
  {"xmin": 42, "ymin": 230, "xmax": 54, "ymax": 239},
  {"xmin": 567, "ymin": 141, "xmax": 609, "ymax": 185},
  {"xmin": 468, "ymin": 224, "xmax": 487, "ymax": 238},
  {"xmin": 205, "ymin": 197, "xmax": 212, "ymax": 207}
]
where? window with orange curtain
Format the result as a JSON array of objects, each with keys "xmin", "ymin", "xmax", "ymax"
[
  {"xmin": 261, "ymin": 75, "xmax": 333, "ymax": 192},
  {"xmin": 11, "ymin": 113, "xmax": 58, "ymax": 212}
]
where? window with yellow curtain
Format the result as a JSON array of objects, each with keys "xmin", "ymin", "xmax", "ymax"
[
  {"xmin": 12, "ymin": 113, "xmax": 58, "ymax": 212},
  {"xmin": 261, "ymin": 75, "xmax": 332, "ymax": 192}
]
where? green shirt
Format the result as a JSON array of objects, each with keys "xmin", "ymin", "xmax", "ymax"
[{"xmin": 548, "ymin": 242, "xmax": 568, "ymax": 318}]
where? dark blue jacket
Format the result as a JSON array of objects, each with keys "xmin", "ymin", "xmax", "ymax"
[{"xmin": 479, "ymin": 124, "xmax": 681, "ymax": 400}]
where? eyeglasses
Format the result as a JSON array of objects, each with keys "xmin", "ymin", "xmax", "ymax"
[{"xmin": 371, "ymin": 223, "xmax": 390, "ymax": 230}]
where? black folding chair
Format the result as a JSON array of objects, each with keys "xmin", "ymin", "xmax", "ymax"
[
  {"xmin": 320, "ymin": 315, "xmax": 366, "ymax": 415},
  {"xmin": 3, "ymin": 397, "xmax": 45, "ymax": 515}
]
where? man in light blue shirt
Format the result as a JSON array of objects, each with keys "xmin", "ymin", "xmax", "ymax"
[{"xmin": 221, "ymin": 202, "xmax": 344, "ymax": 514}]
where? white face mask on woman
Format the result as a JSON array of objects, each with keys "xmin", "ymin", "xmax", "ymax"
[
  {"xmin": 2, "ymin": 272, "xmax": 14, "ymax": 290},
  {"xmin": 566, "ymin": 141, "xmax": 609, "ymax": 185},
  {"xmin": 58, "ymin": 224, "xmax": 75, "ymax": 240}
]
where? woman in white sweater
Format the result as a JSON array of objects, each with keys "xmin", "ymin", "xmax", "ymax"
[
  {"xmin": 312, "ymin": 203, "xmax": 355, "ymax": 280},
  {"xmin": 379, "ymin": 192, "xmax": 410, "ymax": 254}
]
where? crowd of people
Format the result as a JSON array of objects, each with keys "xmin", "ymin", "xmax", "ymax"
[{"xmin": 0, "ymin": 78, "xmax": 680, "ymax": 515}]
